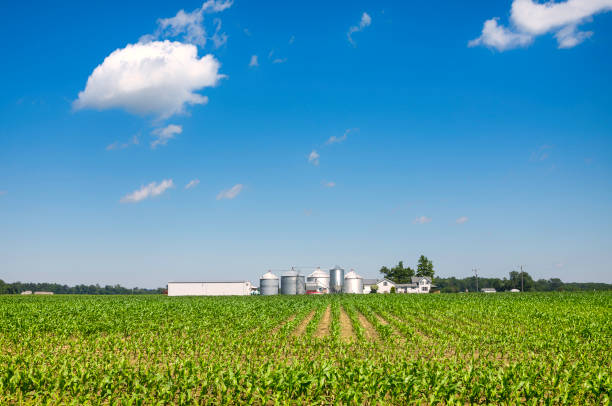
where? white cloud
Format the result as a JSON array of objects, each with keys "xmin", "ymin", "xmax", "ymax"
[
  {"xmin": 145, "ymin": 0, "xmax": 233, "ymax": 48},
  {"xmin": 185, "ymin": 179, "xmax": 200, "ymax": 189},
  {"xmin": 555, "ymin": 262, "xmax": 565, "ymax": 268},
  {"xmin": 272, "ymin": 58, "xmax": 287, "ymax": 64},
  {"xmin": 323, "ymin": 181, "xmax": 336, "ymax": 188},
  {"xmin": 470, "ymin": 0, "xmax": 612, "ymax": 51},
  {"xmin": 120, "ymin": 179, "xmax": 174, "ymax": 203},
  {"xmin": 216, "ymin": 184, "xmax": 243, "ymax": 200},
  {"xmin": 74, "ymin": 41, "xmax": 225, "ymax": 119},
  {"xmin": 468, "ymin": 18, "xmax": 533, "ymax": 50},
  {"xmin": 151, "ymin": 124, "xmax": 182, "ymax": 148},
  {"xmin": 289, "ymin": 35, "xmax": 295, "ymax": 44},
  {"xmin": 249, "ymin": 55, "xmax": 259, "ymax": 67},
  {"xmin": 414, "ymin": 216, "xmax": 432, "ymax": 224},
  {"xmin": 308, "ymin": 150, "xmax": 320, "ymax": 166},
  {"xmin": 326, "ymin": 129, "xmax": 352, "ymax": 145},
  {"xmin": 456, "ymin": 216, "xmax": 469, "ymax": 224},
  {"xmin": 347, "ymin": 12, "xmax": 372, "ymax": 46},
  {"xmin": 106, "ymin": 134, "xmax": 140, "ymax": 151},
  {"xmin": 0, "ymin": 190, "xmax": 6, "ymax": 196}
]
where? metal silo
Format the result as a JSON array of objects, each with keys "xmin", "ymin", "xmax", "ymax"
[
  {"xmin": 259, "ymin": 271, "xmax": 279, "ymax": 295},
  {"xmin": 307, "ymin": 267, "xmax": 330, "ymax": 292},
  {"xmin": 296, "ymin": 275, "xmax": 306, "ymax": 295},
  {"xmin": 281, "ymin": 269, "xmax": 299, "ymax": 295},
  {"xmin": 343, "ymin": 269, "xmax": 364, "ymax": 294},
  {"xmin": 329, "ymin": 266, "xmax": 345, "ymax": 293}
]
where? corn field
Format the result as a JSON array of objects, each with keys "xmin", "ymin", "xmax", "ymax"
[{"xmin": 1, "ymin": 292, "xmax": 610, "ymax": 404}]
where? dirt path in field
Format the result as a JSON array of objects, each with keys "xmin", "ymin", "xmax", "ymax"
[
  {"xmin": 292, "ymin": 310, "xmax": 316, "ymax": 337},
  {"xmin": 374, "ymin": 313, "xmax": 389, "ymax": 325},
  {"xmin": 271, "ymin": 314, "xmax": 296, "ymax": 334},
  {"xmin": 339, "ymin": 306, "xmax": 355, "ymax": 342},
  {"xmin": 314, "ymin": 306, "xmax": 331, "ymax": 338},
  {"xmin": 356, "ymin": 312, "xmax": 378, "ymax": 341}
]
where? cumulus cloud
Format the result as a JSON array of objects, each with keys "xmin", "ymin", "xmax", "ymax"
[
  {"xmin": 308, "ymin": 150, "xmax": 320, "ymax": 166},
  {"xmin": 151, "ymin": 124, "xmax": 182, "ymax": 148},
  {"xmin": 456, "ymin": 216, "xmax": 469, "ymax": 224},
  {"xmin": 106, "ymin": 134, "xmax": 140, "ymax": 151},
  {"xmin": 414, "ymin": 216, "xmax": 432, "ymax": 224},
  {"xmin": 468, "ymin": 18, "xmax": 533, "ymax": 50},
  {"xmin": 74, "ymin": 41, "xmax": 225, "ymax": 119},
  {"xmin": 347, "ymin": 12, "xmax": 372, "ymax": 46},
  {"xmin": 120, "ymin": 179, "xmax": 174, "ymax": 203},
  {"xmin": 323, "ymin": 181, "xmax": 336, "ymax": 188},
  {"xmin": 185, "ymin": 179, "xmax": 200, "ymax": 189},
  {"xmin": 469, "ymin": 0, "xmax": 612, "ymax": 51},
  {"xmin": 143, "ymin": 0, "xmax": 233, "ymax": 48},
  {"xmin": 216, "ymin": 184, "xmax": 243, "ymax": 200},
  {"xmin": 249, "ymin": 55, "xmax": 259, "ymax": 67}
]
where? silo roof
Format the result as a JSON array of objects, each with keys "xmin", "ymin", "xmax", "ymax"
[
  {"xmin": 282, "ymin": 269, "xmax": 300, "ymax": 276},
  {"xmin": 344, "ymin": 270, "xmax": 362, "ymax": 279},
  {"xmin": 308, "ymin": 268, "xmax": 329, "ymax": 278},
  {"xmin": 261, "ymin": 271, "xmax": 279, "ymax": 280}
]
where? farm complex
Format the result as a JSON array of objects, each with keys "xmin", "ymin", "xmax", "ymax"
[
  {"xmin": 1, "ymin": 292, "xmax": 610, "ymax": 404},
  {"xmin": 167, "ymin": 266, "xmax": 434, "ymax": 296}
]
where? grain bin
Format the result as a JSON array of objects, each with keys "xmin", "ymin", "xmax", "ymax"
[
  {"xmin": 343, "ymin": 269, "xmax": 363, "ymax": 294},
  {"xmin": 260, "ymin": 271, "xmax": 279, "ymax": 295},
  {"xmin": 296, "ymin": 275, "xmax": 306, "ymax": 295},
  {"xmin": 307, "ymin": 267, "xmax": 330, "ymax": 291},
  {"xmin": 329, "ymin": 266, "xmax": 345, "ymax": 293},
  {"xmin": 281, "ymin": 269, "xmax": 299, "ymax": 295}
]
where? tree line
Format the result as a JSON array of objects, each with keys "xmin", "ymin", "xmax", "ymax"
[
  {"xmin": 379, "ymin": 256, "xmax": 612, "ymax": 292},
  {"xmin": 0, "ymin": 280, "xmax": 164, "ymax": 295}
]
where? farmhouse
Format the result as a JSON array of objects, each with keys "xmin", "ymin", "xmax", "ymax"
[
  {"xmin": 395, "ymin": 276, "xmax": 433, "ymax": 294},
  {"xmin": 167, "ymin": 281, "xmax": 254, "ymax": 296},
  {"xmin": 362, "ymin": 277, "xmax": 433, "ymax": 294}
]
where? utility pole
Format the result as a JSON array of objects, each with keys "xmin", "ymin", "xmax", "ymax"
[
  {"xmin": 520, "ymin": 265, "xmax": 524, "ymax": 292},
  {"xmin": 473, "ymin": 268, "xmax": 479, "ymax": 293}
]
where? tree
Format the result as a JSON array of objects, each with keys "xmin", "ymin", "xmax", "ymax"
[
  {"xmin": 369, "ymin": 285, "xmax": 378, "ymax": 294},
  {"xmin": 379, "ymin": 261, "xmax": 415, "ymax": 283},
  {"xmin": 416, "ymin": 255, "xmax": 434, "ymax": 278},
  {"xmin": 390, "ymin": 286, "xmax": 396, "ymax": 294}
]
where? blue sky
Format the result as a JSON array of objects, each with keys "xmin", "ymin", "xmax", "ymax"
[{"xmin": 1, "ymin": 0, "xmax": 611, "ymax": 287}]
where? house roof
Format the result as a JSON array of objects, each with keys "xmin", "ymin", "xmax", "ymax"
[
  {"xmin": 362, "ymin": 279, "xmax": 378, "ymax": 286},
  {"xmin": 411, "ymin": 276, "xmax": 432, "ymax": 283}
]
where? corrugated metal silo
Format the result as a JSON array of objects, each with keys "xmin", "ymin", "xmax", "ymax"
[
  {"xmin": 260, "ymin": 271, "xmax": 279, "ymax": 295},
  {"xmin": 329, "ymin": 266, "xmax": 345, "ymax": 293},
  {"xmin": 281, "ymin": 269, "xmax": 299, "ymax": 295},
  {"xmin": 343, "ymin": 269, "xmax": 364, "ymax": 294},
  {"xmin": 296, "ymin": 275, "xmax": 306, "ymax": 295}
]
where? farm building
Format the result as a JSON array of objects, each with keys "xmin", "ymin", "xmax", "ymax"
[
  {"xmin": 395, "ymin": 277, "xmax": 433, "ymax": 294},
  {"xmin": 167, "ymin": 281, "xmax": 254, "ymax": 296}
]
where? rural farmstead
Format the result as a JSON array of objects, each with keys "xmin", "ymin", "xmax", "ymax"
[
  {"xmin": 167, "ymin": 266, "xmax": 434, "ymax": 296},
  {"xmin": 1, "ymin": 292, "xmax": 610, "ymax": 404}
]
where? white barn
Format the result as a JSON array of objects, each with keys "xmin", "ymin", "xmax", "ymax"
[{"xmin": 168, "ymin": 281, "xmax": 254, "ymax": 296}]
